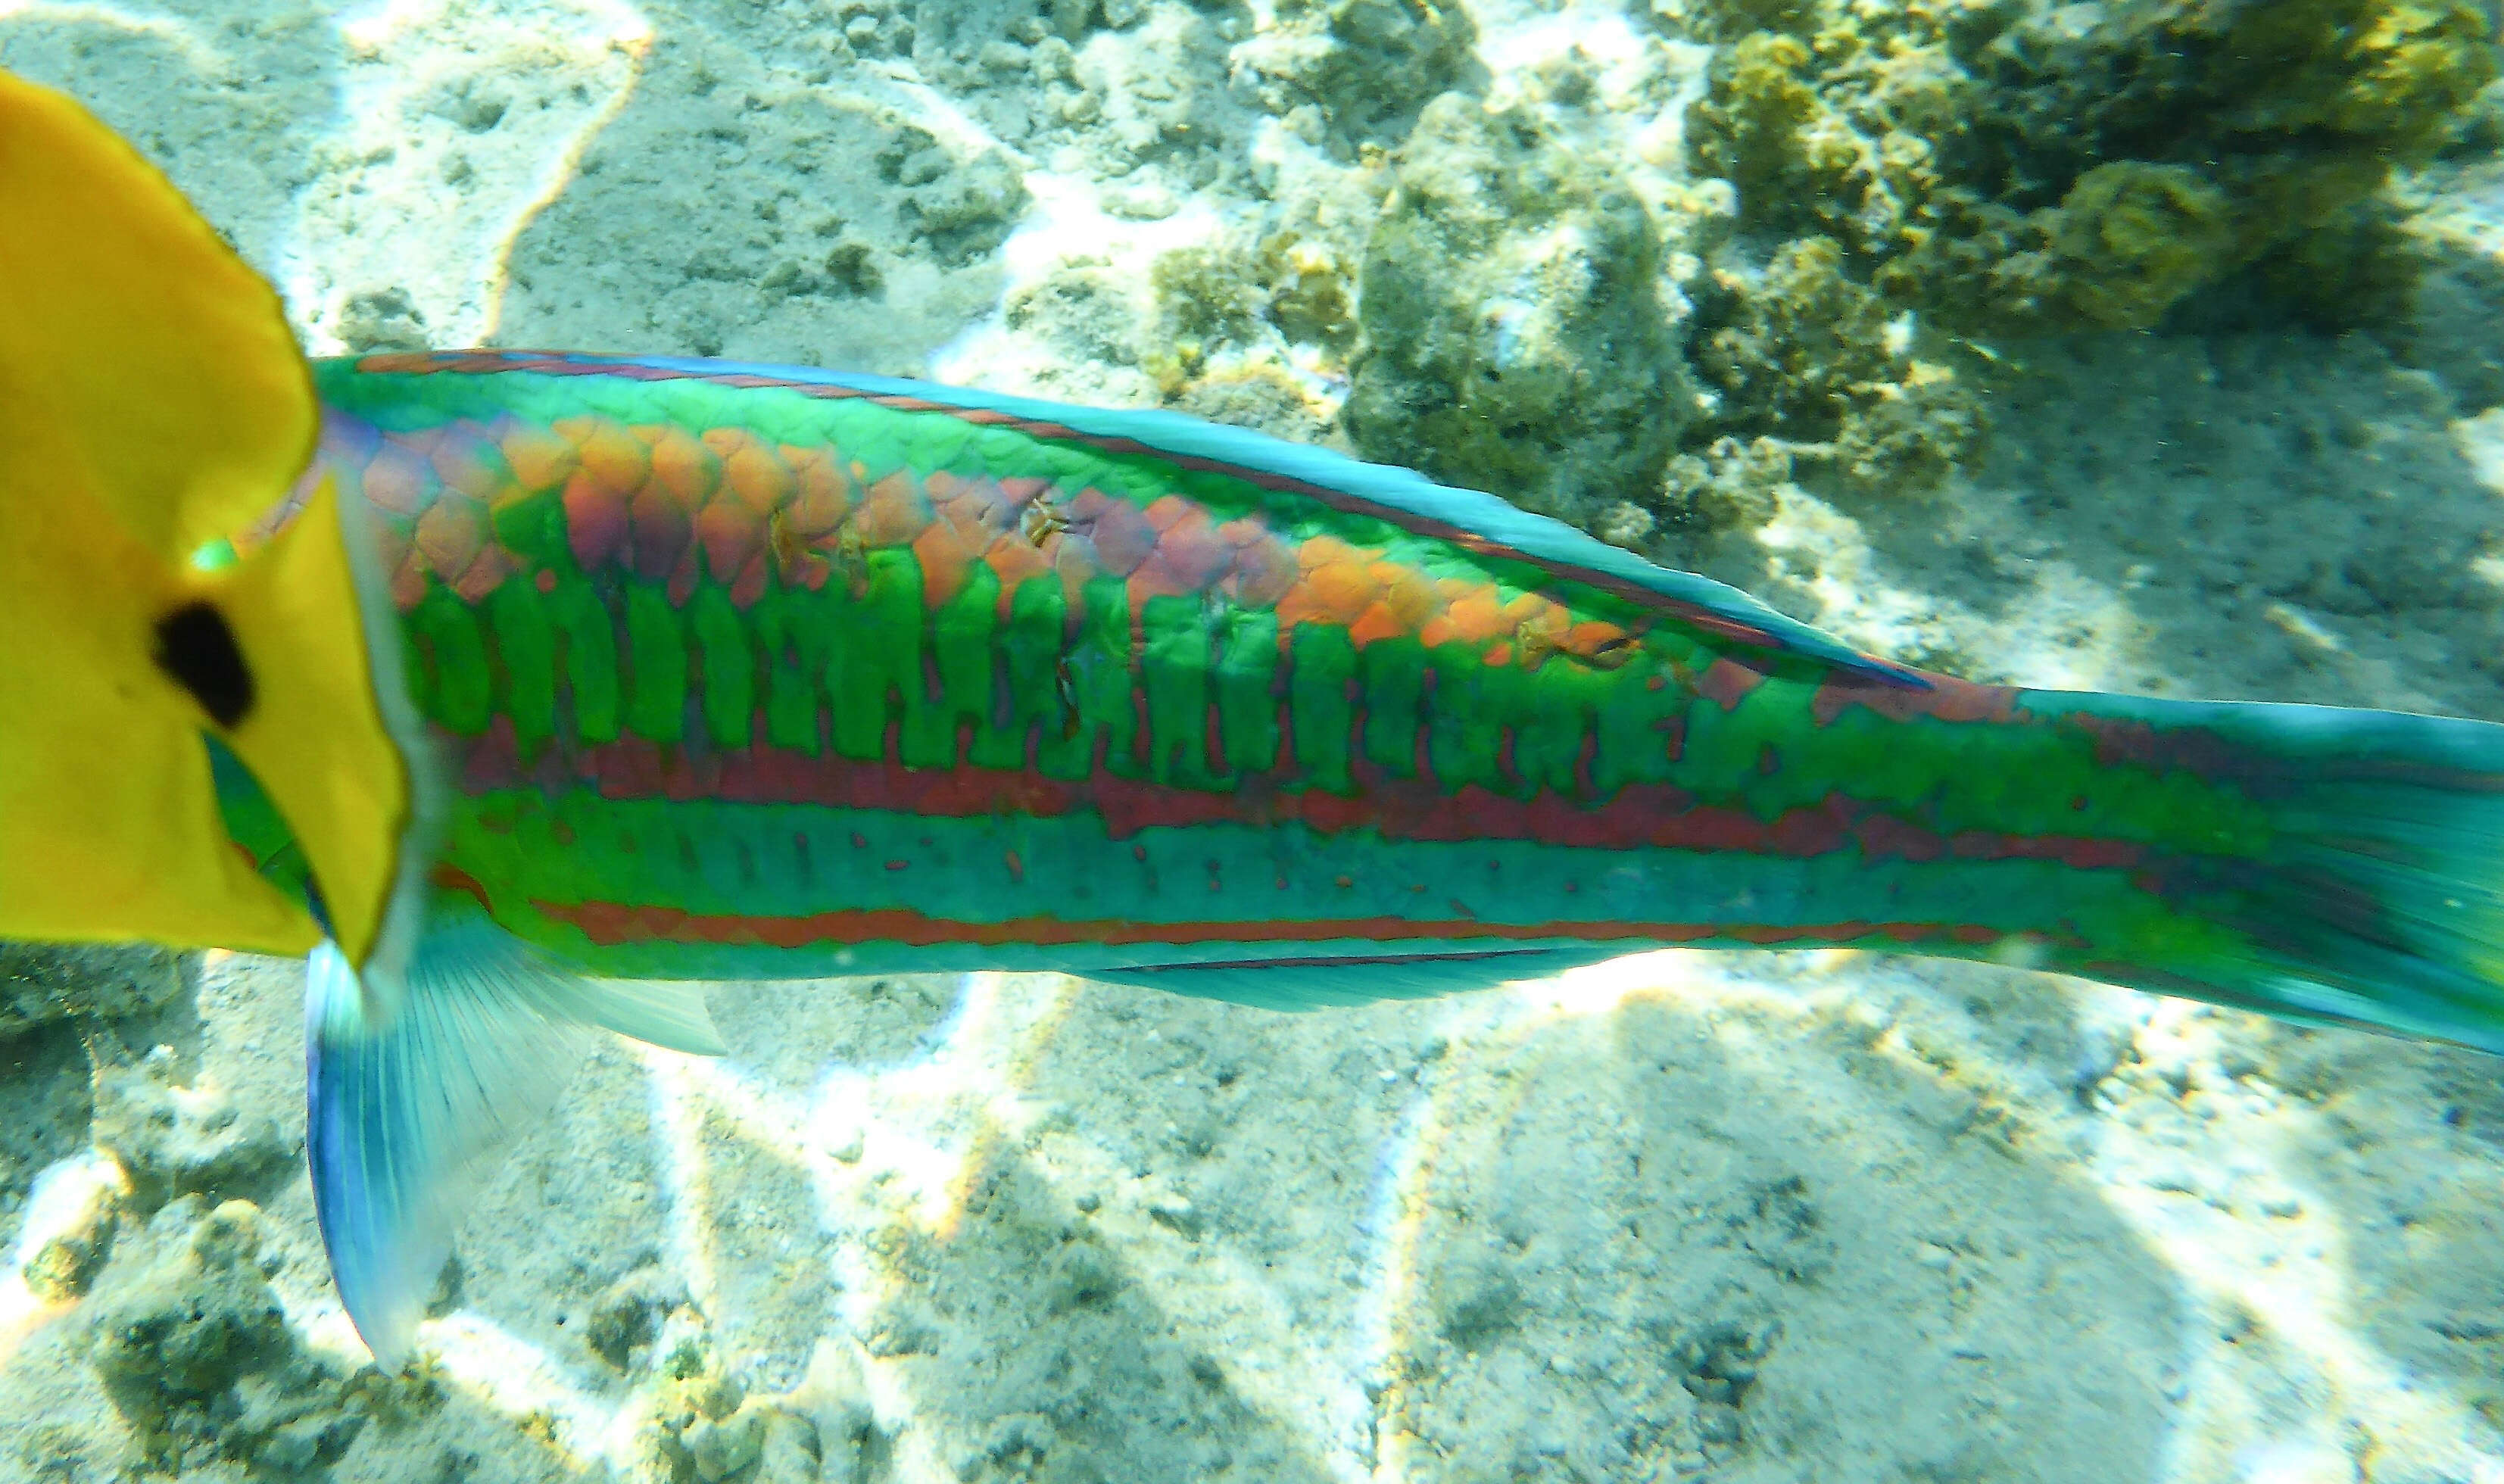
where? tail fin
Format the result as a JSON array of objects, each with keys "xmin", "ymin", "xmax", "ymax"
[
  {"xmin": 2022, "ymin": 691, "xmax": 2504, "ymax": 1054},
  {"xmin": 306, "ymin": 903, "xmax": 722, "ymax": 1366}
]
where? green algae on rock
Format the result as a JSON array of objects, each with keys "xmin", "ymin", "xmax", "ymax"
[
  {"xmin": 1680, "ymin": 0, "xmax": 2499, "ymax": 332},
  {"xmin": 1688, "ymin": 235, "xmax": 1985, "ymax": 500},
  {"xmin": 1346, "ymin": 93, "xmax": 1695, "ymax": 522}
]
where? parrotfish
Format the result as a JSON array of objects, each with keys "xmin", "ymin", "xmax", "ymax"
[{"xmin": 8, "ymin": 70, "xmax": 2504, "ymax": 1367}]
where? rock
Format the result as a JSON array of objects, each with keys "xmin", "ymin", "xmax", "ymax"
[
  {"xmin": 584, "ymin": 1260, "xmax": 688, "ymax": 1370},
  {"xmin": 20, "ymin": 1192, "xmax": 116, "ymax": 1302},
  {"xmin": 87, "ymin": 1199, "xmax": 292, "ymax": 1453},
  {"xmin": 0, "ymin": 941, "xmax": 182, "ymax": 1038},
  {"xmin": 1346, "ymin": 94, "xmax": 1695, "ymax": 524},
  {"xmin": 89, "ymin": 1046, "xmax": 290, "ymax": 1211}
]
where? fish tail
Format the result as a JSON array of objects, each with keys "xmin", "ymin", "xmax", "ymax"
[
  {"xmin": 2011, "ymin": 691, "xmax": 2504, "ymax": 1052},
  {"xmin": 306, "ymin": 903, "xmax": 722, "ymax": 1365}
]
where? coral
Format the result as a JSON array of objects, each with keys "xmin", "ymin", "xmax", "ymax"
[
  {"xmin": 1345, "ymin": 94, "xmax": 1695, "ymax": 521},
  {"xmin": 1256, "ymin": 229, "xmax": 1359, "ymax": 347},
  {"xmin": 1660, "ymin": 435, "xmax": 1795, "ymax": 535},
  {"xmin": 1682, "ymin": 0, "xmax": 2501, "ymax": 332},
  {"xmin": 89, "ymin": 1045, "xmax": 291, "ymax": 1211},
  {"xmin": 2037, "ymin": 163, "xmax": 2237, "ymax": 330},
  {"xmin": 21, "ymin": 1185, "xmax": 116, "ymax": 1302},
  {"xmin": 1687, "ymin": 236, "xmax": 1985, "ymax": 500},
  {"xmin": 0, "ymin": 941, "xmax": 181, "ymax": 1037},
  {"xmin": 584, "ymin": 1259, "xmax": 689, "ymax": 1370},
  {"xmin": 1230, "ymin": 0, "xmax": 1483, "ymax": 145},
  {"xmin": 82, "ymin": 1197, "xmax": 450, "ymax": 1472},
  {"xmin": 86, "ymin": 1199, "xmax": 335, "ymax": 1470},
  {"xmin": 1149, "ymin": 244, "xmax": 1273, "ymax": 369},
  {"xmin": 648, "ymin": 1330, "xmax": 887, "ymax": 1483}
]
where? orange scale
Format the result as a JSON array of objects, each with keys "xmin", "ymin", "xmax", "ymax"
[
  {"xmin": 1065, "ymin": 487, "xmax": 1118, "ymax": 522},
  {"xmin": 784, "ymin": 448, "xmax": 853, "ymax": 537},
  {"xmin": 998, "ymin": 475, "xmax": 1052, "ymax": 507},
  {"xmin": 389, "ymin": 551, "xmax": 429, "ymax": 612},
  {"xmin": 861, "ymin": 470, "xmax": 941, "ymax": 547},
  {"xmin": 640, "ymin": 423, "xmax": 720, "ymax": 509},
  {"xmin": 730, "ymin": 550, "xmax": 770, "ymax": 609},
  {"xmin": 1280, "ymin": 559, "xmax": 1379, "ymax": 628},
  {"xmin": 1418, "ymin": 616, "xmax": 1456, "ymax": 649},
  {"xmin": 1442, "ymin": 587, "xmax": 1509, "ymax": 644},
  {"xmin": 1052, "ymin": 535, "xmax": 1106, "ymax": 605},
  {"xmin": 1222, "ymin": 534, "xmax": 1299, "ymax": 610},
  {"xmin": 413, "ymin": 494, "xmax": 485, "ymax": 583},
  {"xmin": 965, "ymin": 476, "xmax": 1024, "ymax": 531},
  {"xmin": 1346, "ymin": 600, "xmax": 1409, "ymax": 648},
  {"xmin": 666, "ymin": 543, "xmax": 701, "ymax": 607},
  {"xmin": 910, "ymin": 516, "xmax": 984, "ymax": 608},
  {"xmin": 1143, "ymin": 494, "xmax": 1193, "ymax": 532},
  {"xmin": 372, "ymin": 520, "xmax": 412, "ymax": 578},
  {"xmin": 1564, "ymin": 620, "xmax": 1627, "ymax": 656},
  {"xmin": 853, "ymin": 469, "xmax": 935, "ymax": 546},
  {"xmin": 1215, "ymin": 516, "xmax": 1271, "ymax": 548},
  {"xmin": 1124, "ymin": 556, "xmax": 1199, "ymax": 615},
  {"xmin": 981, "ymin": 532, "xmax": 1056, "ymax": 603},
  {"xmin": 1368, "ymin": 562, "xmax": 1440, "ymax": 630},
  {"xmin": 1149, "ymin": 507, "xmax": 1230, "ymax": 590},
  {"xmin": 1499, "ymin": 592, "xmax": 1561, "ymax": 633},
  {"xmin": 453, "ymin": 546, "xmax": 513, "ymax": 603},
  {"xmin": 629, "ymin": 480, "xmax": 694, "ymax": 580},
  {"xmin": 694, "ymin": 499, "xmax": 763, "ymax": 585},
  {"xmin": 431, "ymin": 420, "xmax": 511, "ymax": 502},
  {"xmin": 1296, "ymin": 534, "xmax": 1364, "ymax": 571},
  {"xmin": 1081, "ymin": 496, "xmax": 1157, "ymax": 575},
  {"xmin": 362, "ymin": 441, "xmax": 435, "ymax": 518},
  {"xmin": 566, "ymin": 417, "xmax": 650, "ymax": 492},
  {"xmin": 563, "ymin": 468, "xmax": 630, "ymax": 572},
  {"xmin": 780, "ymin": 545, "xmax": 833, "ymax": 592},
  {"xmin": 1483, "ymin": 641, "xmax": 1514, "ymax": 667},
  {"xmin": 710, "ymin": 430, "xmax": 795, "ymax": 515},
  {"xmin": 501, "ymin": 421, "xmax": 578, "ymax": 492},
  {"xmin": 936, "ymin": 485, "xmax": 1011, "ymax": 547}
]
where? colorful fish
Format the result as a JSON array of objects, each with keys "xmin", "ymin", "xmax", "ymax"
[{"xmin": 8, "ymin": 70, "xmax": 2504, "ymax": 1366}]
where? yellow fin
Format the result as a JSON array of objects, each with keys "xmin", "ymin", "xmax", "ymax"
[
  {"xmin": 0, "ymin": 70, "xmax": 314, "ymax": 560},
  {"xmin": 216, "ymin": 472, "xmax": 415, "ymax": 965},
  {"xmin": 0, "ymin": 70, "xmax": 410, "ymax": 963}
]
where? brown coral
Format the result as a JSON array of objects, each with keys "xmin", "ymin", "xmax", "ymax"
[{"xmin": 1683, "ymin": 0, "xmax": 2500, "ymax": 332}]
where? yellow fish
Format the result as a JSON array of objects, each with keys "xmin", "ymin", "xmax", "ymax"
[{"xmin": 0, "ymin": 71, "xmax": 418, "ymax": 971}]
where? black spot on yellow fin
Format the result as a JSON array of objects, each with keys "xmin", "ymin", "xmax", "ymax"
[{"xmin": 154, "ymin": 600, "xmax": 253, "ymax": 728}]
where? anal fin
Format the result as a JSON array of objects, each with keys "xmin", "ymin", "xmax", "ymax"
[
  {"xmin": 1084, "ymin": 944, "xmax": 1629, "ymax": 1010},
  {"xmin": 307, "ymin": 903, "xmax": 720, "ymax": 1366}
]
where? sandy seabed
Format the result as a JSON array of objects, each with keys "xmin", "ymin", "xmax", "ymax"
[{"xmin": 8, "ymin": 2, "xmax": 2504, "ymax": 1481}]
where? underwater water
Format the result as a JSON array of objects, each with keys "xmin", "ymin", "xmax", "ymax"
[{"xmin": 10, "ymin": 0, "xmax": 2504, "ymax": 1479}]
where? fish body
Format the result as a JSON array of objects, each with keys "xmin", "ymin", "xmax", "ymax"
[{"xmin": 282, "ymin": 351, "xmax": 2504, "ymax": 1037}]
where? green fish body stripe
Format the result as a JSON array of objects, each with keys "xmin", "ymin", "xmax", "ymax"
[{"xmin": 263, "ymin": 350, "xmax": 2504, "ymax": 1051}]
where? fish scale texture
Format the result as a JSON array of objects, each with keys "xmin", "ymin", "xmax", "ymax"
[{"xmin": 273, "ymin": 351, "xmax": 2504, "ymax": 1045}]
